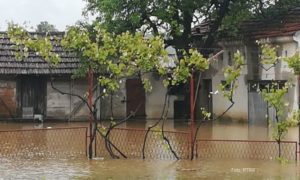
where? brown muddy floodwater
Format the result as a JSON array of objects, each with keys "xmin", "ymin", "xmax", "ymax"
[{"xmin": 0, "ymin": 120, "xmax": 299, "ymax": 179}]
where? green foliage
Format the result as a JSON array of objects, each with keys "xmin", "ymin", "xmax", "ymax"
[
  {"xmin": 168, "ymin": 49, "xmax": 209, "ymax": 86},
  {"xmin": 260, "ymin": 82, "xmax": 299, "ymax": 144},
  {"xmin": 8, "ymin": 24, "xmax": 60, "ymax": 64},
  {"xmin": 220, "ymin": 51, "xmax": 244, "ymax": 102},
  {"xmin": 84, "ymin": 0, "xmax": 272, "ymax": 50},
  {"xmin": 276, "ymin": 156, "xmax": 289, "ymax": 164},
  {"xmin": 142, "ymin": 78, "xmax": 152, "ymax": 93},
  {"xmin": 187, "ymin": 49, "xmax": 209, "ymax": 71},
  {"xmin": 200, "ymin": 107, "xmax": 211, "ymax": 120},
  {"xmin": 7, "ymin": 23, "xmax": 209, "ymax": 95},
  {"xmin": 219, "ymin": 0, "xmax": 253, "ymax": 38},
  {"xmin": 257, "ymin": 41, "xmax": 279, "ymax": 65},
  {"xmin": 272, "ymin": 112, "xmax": 299, "ymax": 143},
  {"xmin": 272, "ymin": 120, "xmax": 291, "ymax": 142},
  {"xmin": 256, "ymin": 0, "xmax": 300, "ymax": 19},
  {"xmin": 283, "ymin": 52, "xmax": 300, "ymax": 74},
  {"xmin": 98, "ymin": 125, "xmax": 107, "ymax": 135},
  {"xmin": 258, "ymin": 43, "xmax": 300, "ymax": 149},
  {"xmin": 152, "ymin": 126, "xmax": 163, "ymax": 139},
  {"xmin": 8, "ymin": 23, "xmax": 165, "ymax": 93},
  {"xmin": 84, "ymin": 0, "xmax": 300, "ymax": 52},
  {"xmin": 261, "ymin": 83, "xmax": 289, "ymax": 119},
  {"xmin": 287, "ymin": 109, "xmax": 300, "ymax": 125}
]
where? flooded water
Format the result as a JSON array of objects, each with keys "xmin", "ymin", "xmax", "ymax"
[
  {"xmin": 0, "ymin": 120, "xmax": 299, "ymax": 179},
  {"xmin": 0, "ymin": 120, "xmax": 298, "ymax": 141},
  {"xmin": 0, "ymin": 157, "xmax": 299, "ymax": 179}
]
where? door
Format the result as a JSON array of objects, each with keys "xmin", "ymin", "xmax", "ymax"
[
  {"xmin": 20, "ymin": 76, "xmax": 46, "ymax": 117},
  {"xmin": 248, "ymin": 80, "xmax": 283, "ymax": 126},
  {"xmin": 126, "ymin": 79, "xmax": 146, "ymax": 117},
  {"xmin": 248, "ymin": 91, "xmax": 269, "ymax": 126}
]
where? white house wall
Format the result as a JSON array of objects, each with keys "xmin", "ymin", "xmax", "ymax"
[
  {"xmin": 259, "ymin": 41, "xmax": 299, "ymax": 114},
  {"xmin": 46, "ymin": 79, "xmax": 90, "ymax": 120},
  {"xmin": 279, "ymin": 41, "xmax": 299, "ymax": 112},
  {"xmin": 210, "ymin": 38, "xmax": 300, "ymax": 121},
  {"xmin": 100, "ymin": 81, "xmax": 127, "ymax": 120},
  {"xmin": 46, "ymin": 81, "xmax": 71, "ymax": 118},
  {"xmin": 209, "ymin": 46, "xmax": 249, "ymax": 121},
  {"xmin": 70, "ymin": 79, "xmax": 89, "ymax": 119},
  {"xmin": 212, "ymin": 74, "xmax": 248, "ymax": 121},
  {"xmin": 144, "ymin": 74, "xmax": 176, "ymax": 119}
]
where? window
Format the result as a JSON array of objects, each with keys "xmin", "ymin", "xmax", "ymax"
[{"xmin": 248, "ymin": 80, "xmax": 286, "ymax": 92}]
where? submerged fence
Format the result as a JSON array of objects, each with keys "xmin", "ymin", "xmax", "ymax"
[
  {"xmin": 95, "ymin": 128, "xmax": 298, "ymax": 161},
  {"xmin": 196, "ymin": 139, "xmax": 298, "ymax": 161},
  {"xmin": 0, "ymin": 127, "xmax": 87, "ymax": 159},
  {"xmin": 94, "ymin": 128, "xmax": 190, "ymax": 160},
  {"xmin": 0, "ymin": 126, "xmax": 298, "ymax": 161}
]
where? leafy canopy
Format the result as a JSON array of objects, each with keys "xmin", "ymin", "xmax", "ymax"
[
  {"xmin": 84, "ymin": 0, "xmax": 243, "ymax": 51},
  {"xmin": 84, "ymin": 0, "xmax": 300, "ymax": 53}
]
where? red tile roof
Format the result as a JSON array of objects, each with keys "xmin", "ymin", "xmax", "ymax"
[
  {"xmin": 192, "ymin": 7, "xmax": 300, "ymax": 40},
  {"xmin": 240, "ymin": 7, "xmax": 300, "ymax": 39}
]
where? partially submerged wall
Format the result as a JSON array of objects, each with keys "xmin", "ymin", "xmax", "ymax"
[
  {"xmin": 209, "ymin": 38, "xmax": 300, "ymax": 121},
  {"xmin": 145, "ymin": 74, "xmax": 176, "ymax": 119},
  {"xmin": 0, "ymin": 79, "xmax": 17, "ymax": 118},
  {"xmin": 46, "ymin": 78, "xmax": 89, "ymax": 121},
  {"xmin": 208, "ymin": 43, "xmax": 249, "ymax": 121}
]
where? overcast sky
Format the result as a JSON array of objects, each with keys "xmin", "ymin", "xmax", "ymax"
[{"xmin": 0, "ymin": 0, "xmax": 89, "ymax": 31}]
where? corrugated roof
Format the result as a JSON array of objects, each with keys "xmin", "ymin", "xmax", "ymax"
[{"xmin": 0, "ymin": 32, "xmax": 80, "ymax": 75}]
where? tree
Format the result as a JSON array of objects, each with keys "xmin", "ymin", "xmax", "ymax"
[
  {"xmin": 36, "ymin": 21, "xmax": 57, "ymax": 33},
  {"xmin": 83, "ymin": 0, "xmax": 300, "ymax": 55},
  {"xmin": 257, "ymin": 42, "xmax": 300, "ymax": 161}
]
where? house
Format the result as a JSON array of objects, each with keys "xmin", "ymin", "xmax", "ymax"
[
  {"xmin": 0, "ymin": 32, "xmax": 188, "ymax": 121},
  {"xmin": 0, "ymin": 32, "xmax": 95, "ymax": 121},
  {"xmin": 193, "ymin": 7, "xmax": 300, "ymax": 124}
]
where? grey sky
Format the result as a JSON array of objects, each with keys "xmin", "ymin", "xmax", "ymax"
[{"xmin": 0, "ymin": 0, "xmax": 89, "ymax": 31}]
